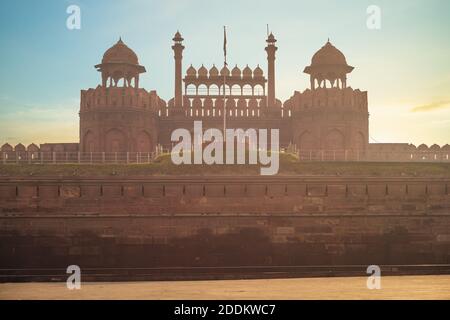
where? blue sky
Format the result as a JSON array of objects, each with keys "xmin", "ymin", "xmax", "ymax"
[{"xmin": 0, "ymin": 0, "xmax": 449, "ymax": 145}]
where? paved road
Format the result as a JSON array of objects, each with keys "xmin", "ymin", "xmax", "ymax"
[{"xmin": 1, "ymin": 275, "xmax": 449, "ymax": 300}]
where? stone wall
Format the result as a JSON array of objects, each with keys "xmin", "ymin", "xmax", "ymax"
[{"xmin": 0, "ymin": 176, "xmax": 449, "ymax": 268}]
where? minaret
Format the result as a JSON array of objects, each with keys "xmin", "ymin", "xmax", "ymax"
[
  {"xmin": 265, "ymin": 32, "xmax": 277, "ymax": 107},
  {"xmin": 172, "ymin": 31, "xmax": 184, "ymax": 107}
]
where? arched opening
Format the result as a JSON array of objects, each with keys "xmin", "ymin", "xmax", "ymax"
[
  {"xmin": 186, "ymin": 84, "xmax": 197, "ymax": 95},
  {"xmin": 209, "ymin": 84, "xmax": 219, "ymax": 95},
  {"xmin": 105, "ymin": 128, "xmax": 127, "ymax": 153},
  {"xmin": 324, "ymin": 129, "xmax": 345, "ymax": 150},
  {"xmin": 231, "ymin": 84, "xmax": 241, "ymax": 95},
  {"xmin": 254, "ymin": 84, "xmax": 264, "ymax": 96},
  {"xmin": 83, "ymin": 131, "xmax": 96, "ymax": 153},
  {"xmin": 137, "ymin": 131, "xmax": 152, "ymax": 152},
  {"xmin": 198, "ymin": 84, "xmax": 208, "ymax": 95},
  {"xmin": 221, "ymin": 84, "xmax": 231, "ymax": 96},
  {"xmin": 298, "ymin": 131, "xmax": 315, "ymax": 150},
  {"xmin": 243, "ymin": 84, "xmax": 253, "ymax": 95}
]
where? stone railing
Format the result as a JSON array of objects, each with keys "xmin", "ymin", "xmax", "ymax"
[
  {"xmin": 0, "ymin": 151, "xmax": 159, "ymax": 164},
  {"xmin": 296, "ymin": 148, "xmax": 450, "ymax": 162}
]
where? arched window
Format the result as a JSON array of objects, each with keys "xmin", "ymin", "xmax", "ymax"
[
  {"xmin": 242, "ymin": 84, "xmax": 252, "ymax": 95},
  {"xmin": 209, "ymin": 84, "xmax": 220, "ymax": 95},
  {"xmin": 297, "ymin": 131, "xmax": 315, "ymax": 150},
  {"xmin": 254, "ymin": 84, "xmax": 264, "ymax": 96},
  {"xmin": 221, "ymin": 84, "xmax": 231, "ymax": 96},
  {"xmin": 186, "ymin": 84, "xmax": 197, "ymax": 95},
  {"xmin": 198, "ymin": 84, "xmax": 208, "ymax": 95},
  {"xmin": 324, "ymin": 129, "xmax": 345, "ymax": 150},
  {"xmin": 231, "ymin": 84, "xmax": 241, "ymax": 95}
]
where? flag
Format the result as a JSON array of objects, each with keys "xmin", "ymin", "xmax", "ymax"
[{"xmin": 223, "ymin": 26, "xmax": 227, "ymax": 66}]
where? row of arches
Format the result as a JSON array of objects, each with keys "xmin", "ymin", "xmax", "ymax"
[
  {"xmin": 297, "ymin": 130, "xmax": 366, "ymax": 150},
  {"xmin": 1, "ymin": 143, "xmax": 39, "ymax": 152},
  {"xmin": 310, "ymin": 76, "xmax": 347, "ymax": 90},
  {"xmin": 83, "ymin": 129, "xmax": 153, "ymax": 153},
  {"xmin": 185, "ymin": 84, "xmax": 265, "ymax": 96}
]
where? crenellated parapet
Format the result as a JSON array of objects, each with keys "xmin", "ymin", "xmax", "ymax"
[
  {"xmin": 80, "ymin": 85, "xmax": 166, "ymax": 112},
  {"xmin": 283, "ymin": 87, "xmax": 367, "ymax": 113},
  {"xmin": 368, "ymin": 143, "xmax": 450, "ymax": 161},
  {"xmin": 1, "ymin": 143, "xmax": 40, "ymax": 154},
  {"xmin": 163, "ymin": 96, "xmax": 284, "ymax": 119},
  {"xmin": 1, "ymin": 143, "xmax": 79, "ymax": 162}
]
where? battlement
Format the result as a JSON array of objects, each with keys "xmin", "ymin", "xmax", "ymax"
[
  {"xmin": 80, "ymin": 86, "xmax": 166, "ymax": 112},
  {"xmin": 164, "ymin": 96, "xmax": 284, "ymax": 119},
  {"xmin": 1, "ymin": 142, "xmax": 78, "ymax": 154},
  {"xmin": 284, "ymin": 87, "xmax": 368, "ymax": 112},
  {"xmin": 369, "ymin": 143, "xmax": 450, "ymax": 161}
]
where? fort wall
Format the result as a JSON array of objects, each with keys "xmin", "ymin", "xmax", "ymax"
[{"xmin": 1, "ymin": 176, "xmax": 449, "ymax": 268}]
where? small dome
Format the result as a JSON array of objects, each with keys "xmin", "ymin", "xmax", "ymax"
[
  {"xmin": 102, "ymin": 38, "xmax": 139, "ymax": 65},
  {"xmin": 418, "ymin": 143, "xmax": 428, "ymax": 150},
  {"xmin": 186, "ymin": 64, "xmax": 197, "ymax": 77},
  {"xmin": 14, "ymin": 143, "xmax": 26, "ymax": 151},
  {"xmin": 209, "ymin": 65, "xmax": 219, "ymax": 77},
  {"xmin": 220, "ymin": 65, "xmax": 230, "ymax": 76},
  {"xmin": 198, "ymin": 64, "xmax": 208, "ymax": 77},
  {"xmin": 430, "ymin": 144, "xmax": 440, "ymax": 150},
  {"xmin": 311, "ymin": 40, "xmax": 347, "ymax": 66},
  {"xmin": 243, "ymin": 65, "xmax": 252, "ymax": 78},
  {"xmin": 1, "ymin": 143, "xmax": 13, "ymax": 151},
  {"xmin": 231, "ymin": 65, "xmax": 241, "ymax": 77},
  {"xmin": 442, "ymin": 144, "xmax": 450, "ymax": 150},
  {"xmin": 254, "ymin": 64, "xmax": 263, "ymax": 77},
  {"xmin": 27, "ymin": 143, "xmax": 39, "ymax": 152}
]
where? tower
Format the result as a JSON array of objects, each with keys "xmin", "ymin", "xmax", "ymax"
[
  {"xmin": 172, "ymin": 31, "xmax": 185, "ymax": 108},
  {"xmin": 286, "ymin": 40, "xmax": 368, "ymax": 159},
  {"xmin": 265, "ymin": 32, "xmax": 277, "ymax": 107},
  {"xmin": 79, "ymin": 38, "xmax": 164, "ymax": 154}
]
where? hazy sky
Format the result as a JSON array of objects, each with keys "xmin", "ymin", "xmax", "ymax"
[{"xmin": 0, "ymin": 0, "xmax": 449, "ymax": 145}]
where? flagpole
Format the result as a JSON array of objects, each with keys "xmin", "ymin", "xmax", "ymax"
[{"xmin": 223, "ymin": 26, "xmax": 227, "ymax": 143}]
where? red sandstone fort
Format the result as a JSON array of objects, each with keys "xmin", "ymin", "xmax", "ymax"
[
  {"xmin": 1, "ymin": 32, "xmax": 449, "ymax": 162},
  {"xmin": 1, "ymin": 31, "xmax": 449, "ymax": 276}
]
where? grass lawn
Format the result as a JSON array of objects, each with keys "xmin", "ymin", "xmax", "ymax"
[{"xmin": 0, "ymin": 153, "xmax": 449, "ymax": 177}]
